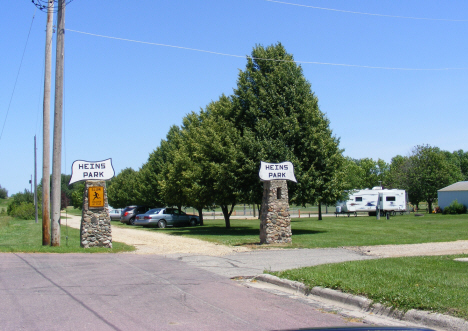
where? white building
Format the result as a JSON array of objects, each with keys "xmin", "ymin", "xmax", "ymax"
[{"xmin": 437, "ymin": 181, "xmax": 468, "ymax": 209}]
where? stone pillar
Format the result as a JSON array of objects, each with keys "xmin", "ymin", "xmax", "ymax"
[
  {"xmin": 260, "ymin": 180, "xmax": 292, "ymax": 244},
  {"xmin": 81, "ymin": 180, "xmax": 112, "ymax": 248}
]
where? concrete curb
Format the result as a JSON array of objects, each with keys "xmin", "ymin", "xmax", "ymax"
[{"xmin": 254, "ymin": 274, "xmax": 468, "ymax": 331}]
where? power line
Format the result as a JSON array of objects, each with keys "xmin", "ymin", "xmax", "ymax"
[
  {"xmin": 66, "ymin": 29, "xmax": 468, "ymax": 71},
  {"xmin": 31, "ymin": 0, "xmax": 74, "ymax": 13},
  {"xmin": 0, "ymin": 8, "xmax": 37, "ymax": 145},
  {"xmin": 264, "ymin": 0, "xmax": 468, "ymax": 22}
]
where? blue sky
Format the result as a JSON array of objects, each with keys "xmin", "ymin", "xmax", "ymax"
[{"xmin": 1, "ymin": 0, "xmax": 467, "ymax": 195}]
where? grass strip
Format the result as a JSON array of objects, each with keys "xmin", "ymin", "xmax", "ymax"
[
  {"xmin": 269, "ymin": 255, "xmax": 468, "ymax": 320},
  {"xmin": 0, "ymin": 216, "xmax": 135, "ymax": 253}
]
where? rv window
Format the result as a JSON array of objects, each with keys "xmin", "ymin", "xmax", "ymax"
[
  {"xmin": 386, "ymin": 196, "xmax": 396, "ymax": 201},
  {"xmin": 355, "ymin": 197, "xmax": 362, "ymax": 202}
]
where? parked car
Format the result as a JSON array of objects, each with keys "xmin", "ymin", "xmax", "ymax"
[
  {"xmin": 108, "ymin": 208, "xmax": 123, "ymax": 221},
  {"xmin": 120, "ymin": 205, "xmax": 150, "ymax": 225},
  {"xmin": 134, "ymin": 207, "xmax": 200, "ymax": 228}
]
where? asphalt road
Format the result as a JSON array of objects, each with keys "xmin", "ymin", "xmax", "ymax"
[{"xmin": 0, "ymin": 253, "xmax": 367, "ymax": 331}]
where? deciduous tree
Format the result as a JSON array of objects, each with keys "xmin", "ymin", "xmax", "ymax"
[
  {"xmin": 389, "ymin": 145, "xmax": 463, "ymax": 211},
  {"xmin": 107, "ymin": 168, "xmax": 139, "ymax": 208},
  {"xmin": 180, "ymin": 96, "xmax": 246, "ymax": 228}
]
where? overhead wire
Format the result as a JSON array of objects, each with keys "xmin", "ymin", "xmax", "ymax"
[
  {"xmin": 264, "ymin": 0, "xmax": 468, "ymax": 22},
  {"xmin": 0, "ymin": 8, "xmax": 37, "ymax": 146},
  {"xmin": 65, "ymin": 29, "xmax": 468, "ymax": 71}
]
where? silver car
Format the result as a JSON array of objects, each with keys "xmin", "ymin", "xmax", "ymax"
[
  {"xmin": 134, "ymin": 208, "xmax": 200, "ymax": 228},
  {"xmin": 108, "ymin": 208, "xmax": 123, "ymax": 221}
]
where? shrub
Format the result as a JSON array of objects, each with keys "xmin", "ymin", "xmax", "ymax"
[
  {"xmin": 8, "ymin": 202, "xmax": 36, "ymax": 220},
  {"xmin": 443, "ymin": 200, "xmax": 467, "ymax": 214},
  {"xmin": 61, "ymin": 191, "xmax": 68, "ymax": 210},
  {"xmin": 7, "ymin": 190, "xmax": 34, "ymax": 217},
  {"xmin": 0, "ymin": 185, "xmax": 8, "ymax": 199}
]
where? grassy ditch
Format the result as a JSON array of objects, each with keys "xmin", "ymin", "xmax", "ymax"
[
  {"xmin": 130, "ymin": 213, "xmax": 468, "ymax": 248},
  {"xmin": 0, "ymin": 215, "xmax": 135, "ymax": 253},
  {"xmin": 269, "ymin": 254, "xmax": 468, "ymax": 320}
]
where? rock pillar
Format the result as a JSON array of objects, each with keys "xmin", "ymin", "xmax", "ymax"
[
  {"xmin": 80, "ymin": 180, "xmax": 112, "ymax": 248},
  {"xmin": 260, "ymin": 180, "xmax": 292, "ymax": 244}
]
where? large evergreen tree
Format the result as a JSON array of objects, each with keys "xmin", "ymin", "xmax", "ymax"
[{"xmin": 231, "ymin": 43, "xmax": 346, "ymax": 219}]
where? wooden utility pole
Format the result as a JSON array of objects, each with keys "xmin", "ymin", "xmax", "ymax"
[
  {"xmin": 51, "ymin": 0, "xmax": 65, "ymax": 246},
  {"xmin": 34, "ymin": 135, "xmax": 38, "ymax": 223},
  {"xmin": 42, "ymin": 0, "xmax": 53, "ymax": 245}
]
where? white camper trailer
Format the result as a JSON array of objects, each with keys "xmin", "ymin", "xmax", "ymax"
[{"xmin": 336, "ymin": 187, "xmax": 407, "ymax": 216}]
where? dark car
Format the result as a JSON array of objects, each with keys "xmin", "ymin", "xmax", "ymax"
[
  {"xmin": 134, "ymin": 207, "xmax": 200, "ymax": 228},
  {"xmin": 120, "ymin": 205, "xmax": 150, "ymax": 225}
]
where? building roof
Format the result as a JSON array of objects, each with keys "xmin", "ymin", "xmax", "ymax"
[{"xmin": 438, "ymin": 181, "xmax": 468, "ymax": 192}]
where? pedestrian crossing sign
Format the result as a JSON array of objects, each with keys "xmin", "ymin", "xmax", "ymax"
[{"xmin": 88, "ymin": 186, "xmax": 104, "ymax": 208}]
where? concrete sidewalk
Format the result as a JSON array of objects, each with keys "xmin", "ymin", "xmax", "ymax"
[{"xmin": 167, "ymin": 248, "xmax": 376, "ymax": 278}]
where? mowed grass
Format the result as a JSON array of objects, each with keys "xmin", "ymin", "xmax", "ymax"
[
  {"xmin": 0, "ymin": 215, "xmax": 135, "ymax": 253},
  {"xmin": 137, "ymin": 213, "xmax": 468, "ymax": 248},
  {"xmin": 270, "ymin": 254, "xmax": 468, "ymax": 320}
]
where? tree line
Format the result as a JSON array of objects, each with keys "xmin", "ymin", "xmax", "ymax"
[
  {"xmin": 3, "ymin": 44, "xmax": 466, "ymax": 222},
  {"xmin": 344, "ymin": 146, "xmax": 468, "ymax": 212},
  {"xmin": 106, "ymin": 43, "xmax": 346, "ymax": 227},
  {"xmin": 105, "ymin": 43, "xmax": 468, "ymax": 225}
]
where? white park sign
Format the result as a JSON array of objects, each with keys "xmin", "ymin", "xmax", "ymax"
[
  {"xmin": 259, "ymin": 161, "xmax": 297, "ymax": 182},
  {"xmin": 69, "ymin": 158, "xmax": 115, "ymax": 185}
]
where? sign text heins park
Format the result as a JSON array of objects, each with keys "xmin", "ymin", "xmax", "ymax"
[
  {"xmin": 259, "ymin": 161, "xmax": 297, "ymax": 182},
  {"xmin": 69, "ymin": 159, "xmax": 115, "ymax": 185}
]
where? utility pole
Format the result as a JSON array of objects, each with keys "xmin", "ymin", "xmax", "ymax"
[
  {"xmin": 42, "ymin": 0, "xmax": 53, "ymax": 245},
  {"xmin": 51, "ymin": 0, "xmax": 65, "ymax": 246},
  {"xmin": 34, "ymin": 135, "xmax": 38, "ymax": 223}
]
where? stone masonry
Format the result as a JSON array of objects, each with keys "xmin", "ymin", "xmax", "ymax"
[
  {"xmin": 81, "ymin": 180, "xmax": 112, "ymax": 248},
  {"xmin": 260, "ymin": 180, "xmax": 292, "ymax": 244}
]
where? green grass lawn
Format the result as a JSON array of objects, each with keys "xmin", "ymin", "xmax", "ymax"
[
  {"xmin": 270, "ymin": 254, "xmax": 468, "ymax": 320},
  {"xmin": 64, "ymin": 206, "xmax": 82, "ymax": 216},
  {"xmin": 130, "ymin": 213, "xmax": 468, "ymax": 248},
  {"xmin": 0, "ymin": 215, "xmax": 135, "ymax": 253}
]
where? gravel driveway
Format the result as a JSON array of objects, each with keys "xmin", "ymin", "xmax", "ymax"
[
  {"xmin": 63, "ymin": 214, "xmax": 468, "ymax": 257},
  {"xmin": 63, "ymin": 214, "xmax": 251, "ymax": 256}
]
